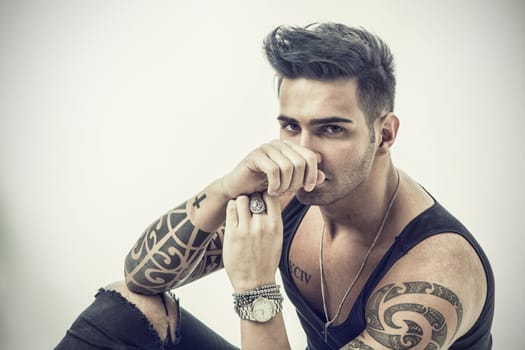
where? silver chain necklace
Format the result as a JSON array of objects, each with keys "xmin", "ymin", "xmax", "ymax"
[{"xmin": 319, "ymin": 169, "xmax": 400, "ymax": 343}]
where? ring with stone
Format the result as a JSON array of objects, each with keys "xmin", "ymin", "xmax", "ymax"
[{"xmin": 249, "ymin": 192, "xmax": 266, "ymax": 214}]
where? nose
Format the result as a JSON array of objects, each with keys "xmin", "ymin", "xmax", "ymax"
[
  {"xmin": 299, "ymin": 132, "xmax": 314, "ymax": 149},
  {"xmin": 299, "ymin": 133, "xmax": 322, "ymax": 164}
]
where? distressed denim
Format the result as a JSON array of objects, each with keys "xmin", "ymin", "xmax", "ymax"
[{"xmin": 55, "ymin": 289, "xmax": 239, "ymax": 350}]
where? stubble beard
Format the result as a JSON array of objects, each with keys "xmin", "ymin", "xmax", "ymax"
[{"xmin": 295, "ymin": 142, "xmax": 376, "ymax": 207}]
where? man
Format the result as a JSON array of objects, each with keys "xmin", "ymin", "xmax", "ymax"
[{"xmin": 56, "ymin": 23, "xmax": 494, "ymax": 349}]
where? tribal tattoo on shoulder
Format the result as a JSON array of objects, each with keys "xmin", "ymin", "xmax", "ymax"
[
  {"xmin": 343, "ymin": 281, "xmax": 463, "ymax": 350},
  {"xmin": 125, "ymin": 196, "xmax": 224, "ymax": 294}
]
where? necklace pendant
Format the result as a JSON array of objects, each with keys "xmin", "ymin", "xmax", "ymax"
[{"xmin": 323, "ymin": 323, "xmax": 329, "ymax": 343}]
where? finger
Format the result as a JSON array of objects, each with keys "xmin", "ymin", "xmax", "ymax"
[
  {"xmin": 316, "ymin": 169, "xmax": 326, "ymax": 185},
  {"xmin": 262, "ymin": 192, "xmax": 281, "ymax": 220},
  {"xmin": 225, "ymin": 199, "xmax": 238, "ymax": 231},
  {"xmin": 250, "ymin": 150, "xmax": 282, "ymax": 195},
  {"xmin": 283, "ymin": 141, "xmax": 322, "ymax": 191},
  {"xmin": 235, "ymin": 195, "xmax": 252, "ymax": 224},
  {"xmin": 261, "ymin": 143, "xmax": 294, "ymax": 194},
  {"xmin": 272, "ymin": 141, "xmax": 308, "ymax": 193}
]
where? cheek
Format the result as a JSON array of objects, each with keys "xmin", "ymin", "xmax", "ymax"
[
  {"xmin": 319, "ymin": 150, "xmax": 346, "ymax": 172},
  {"xmin": 321, "ymin": 145, "xmax": 368, "ymax": 172}
]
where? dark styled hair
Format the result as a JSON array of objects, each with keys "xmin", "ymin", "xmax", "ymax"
[{"xmin": 263, "ymin": 23, "xmax": 396, "ymax": 124}]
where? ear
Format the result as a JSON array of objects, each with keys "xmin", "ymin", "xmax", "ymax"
[{"xmin": 377, "ymin": 113, "xmax": 400, "ymax": 155}]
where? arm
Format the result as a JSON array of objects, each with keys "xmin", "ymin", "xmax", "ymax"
[
  {"xmin": 341, "ymin": 233, "xmax": 488, "ymax": 350},
  {"xmin": 240, "ymin": 313, "xmax": 291, "ymax": 350},
  {"xmin": 342, "ymin": 281, "xmax": 464, "ymax": 350},
  {"xmin": 125, "ymin": 140, "xmax": 323, "ymax": 294},
  {"xmin": 124, "ymin": 178, "xmax": 230, "ymax": 294},
  {"xmin": 223, "ymin": 193, "xmax": 292, "ymax": 350}
]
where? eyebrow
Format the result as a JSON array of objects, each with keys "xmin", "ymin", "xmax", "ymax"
[{"xmin": 277, "ymin": 115, "xmax": 353, "ymax": 126}]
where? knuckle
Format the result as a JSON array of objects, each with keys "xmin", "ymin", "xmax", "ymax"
[
  {"xmin": 264, "ymin": 217, "xmax": 280, "ymax": 229},
  {"xmin": 264, "ymin": 221, "xmax": 276, "ymax": 232},
  {"xmin": 281, "ymin": 161, "xmax": 294, "ymax": 174},
  {"xmin": 305, "ymin": 152, "xmax": 317, "ymax": 165},
  {"xmin": 292, "ymin": 158, "xmax": 306, "ymax": 170},
  {"xmin": 260, "ymin": 143, "xmax": 272, "ymax": 152},
  {"xmin": 237, "ymin": 194, "xmax": 249, "ymax": 202},
  {"xmin": 253, "ymin": 224, "xmax": 265, "ymax": 235},
  {"xmin": 267, "ymin": 164, "xmax": 280, "ymax": 178},
  {"xmin": 238, "ymin": 223, "xmax": 250, "ymax": 233},
  {"xmin": 249, "ymin": 148, "xmax": 265, "ymax": 160},
  {"xmin": 270, "ymin": 139, "xmax": 282, "ymax": 147}
]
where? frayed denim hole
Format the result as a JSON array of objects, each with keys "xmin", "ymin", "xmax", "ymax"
[{"xmin": 97, "ymin": 287, "xmax": 167, "ymax": 348}]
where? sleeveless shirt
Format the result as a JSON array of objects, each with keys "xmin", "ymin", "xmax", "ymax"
[{"xmin": 279, "ymin": 196, "xmax": 494, "ymax": 350}]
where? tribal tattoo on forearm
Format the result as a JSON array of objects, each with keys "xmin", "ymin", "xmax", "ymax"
[
  {"xmin": 125, "ymin": 196, "xmax": 224, "ymax": 294},
  {"xmin": 344, "ymin": 281, "xmax": 463, "ymax": 350}
]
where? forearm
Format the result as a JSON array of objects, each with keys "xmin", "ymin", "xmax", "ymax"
[
  {"xmin": 124, "ymin": 177, "xmax": 230, "ymax": 294},
  {"xmin": 186, "ymin": 177, "xmax": 231, "ymax": 232},
  {"xmin": 241, "ymin": 314, "xmax": 291, "ymax": 350}
]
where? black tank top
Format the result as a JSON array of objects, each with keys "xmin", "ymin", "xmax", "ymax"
[{"xmin": 279, "ymin": 197, "xmax": 494, "ymax": 350}]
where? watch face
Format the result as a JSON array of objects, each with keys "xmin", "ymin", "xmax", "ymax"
[{"xmin": 251, "ymin": 296, "xmax": 275, "ymax": 322}]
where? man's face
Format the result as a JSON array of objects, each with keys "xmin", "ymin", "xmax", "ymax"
[{"xmin": 278, "ymin": 77, "xmax": 377, "ymax": 206}]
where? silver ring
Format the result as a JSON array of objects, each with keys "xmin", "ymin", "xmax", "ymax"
[{"xmin": 249, "ymin": 193, "xmax": 266, "ymax": 214}]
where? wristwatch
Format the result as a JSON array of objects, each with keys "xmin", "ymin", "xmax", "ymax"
[
  {"xmin": 237, "ymin": 295, "xmax": 281, "ymax": 322},
  {"xmin": 233, "ymin": 284, "xmax": 284, "ymax": 323}
]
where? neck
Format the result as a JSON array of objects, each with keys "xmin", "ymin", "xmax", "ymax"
[{"xmin": 319, "ymin": 164, "xmax": 400, "ymax": 242}]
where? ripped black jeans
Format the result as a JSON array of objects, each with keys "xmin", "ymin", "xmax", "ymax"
[{"xmin": 55, "ymin": 289, "xmax": 239, "ymax": 350}]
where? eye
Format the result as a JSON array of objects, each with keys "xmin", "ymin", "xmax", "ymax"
[
  {"xmin": 281, "ymin": 122, "xmax": 301, "ymax": 134},
  {"xmin": 321, "ymin": 125, "xmax": 344, "ymax": 135}
]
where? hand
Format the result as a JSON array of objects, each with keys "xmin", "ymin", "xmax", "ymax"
[
  {"xmin": 221, "ymin": 140, "xmax": 325, "ymax": 198},
  {"xmin": 222, "ymin": 192, "xmax": 283, "ymax": 292}
]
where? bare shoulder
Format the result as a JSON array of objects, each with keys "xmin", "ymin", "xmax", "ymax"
[
  {"xmin": 393, "ymin": 172, "xmax": 487, "ymax": 327},
  {"xmin": 369, "ymin": 233, "xmax": 487, "ymax": 346},
  {"xmin": 393, "ymin": 233, "xmax": 487, "ymax": 308},
  {"xmin": 342, "ymin": 172, "xmax": 489, "ymax": 349}
]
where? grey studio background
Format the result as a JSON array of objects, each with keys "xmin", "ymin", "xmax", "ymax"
[{"xmin": 1, "ymin": 0, "xmax": 523, "ymax": 349}]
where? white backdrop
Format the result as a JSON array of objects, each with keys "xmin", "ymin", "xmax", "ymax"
[{"xmin": 1, "ymin": 1, "xmax": 523, "ymax": 349}]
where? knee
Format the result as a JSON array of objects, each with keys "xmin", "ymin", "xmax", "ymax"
[{"xmin": 105, "ymin": 280, "xmax": 179, "ymax": 343}]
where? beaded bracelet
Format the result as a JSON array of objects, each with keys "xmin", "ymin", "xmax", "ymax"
[
  {"xmin": 232, "ymin": 283, "xmax": 284, "ymax": 319},
  {"xmin": 233, "ymin": 284, "xmax": 281, "ymax": 305}
]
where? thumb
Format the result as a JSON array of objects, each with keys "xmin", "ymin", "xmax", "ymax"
[
  {"xmin": 316, "ymin": 169, "xmax": 326, "ymax": 185},
  {"xmin": 225, "ymin": 199, "xmax": 238, "ymax": 231},
  {"xmin": 263, "ymin": 192, "xmax": 282, "ymax": 219}
]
